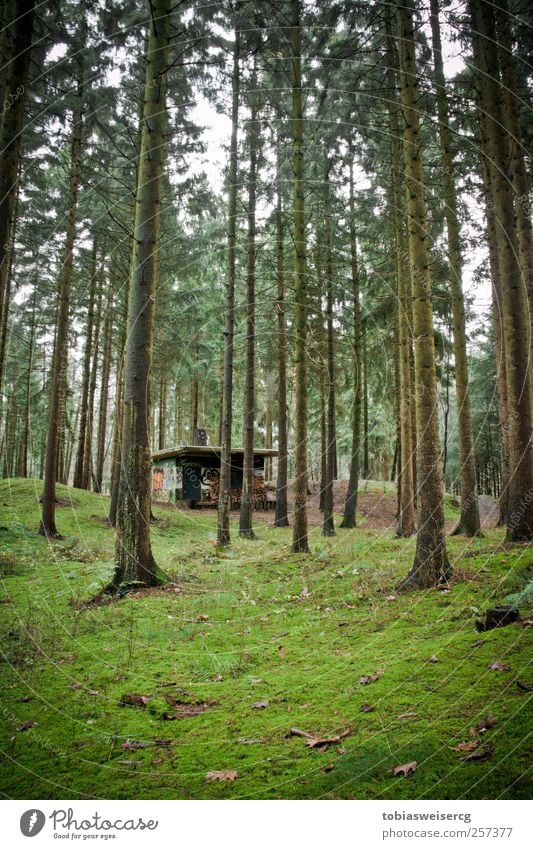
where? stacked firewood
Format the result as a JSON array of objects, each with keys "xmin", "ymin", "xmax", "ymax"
[{"xmin": 208, "ymin": 474, "xmax": 266, "ymax": 503}]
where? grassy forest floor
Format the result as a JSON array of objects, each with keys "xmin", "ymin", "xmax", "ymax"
[{"xmin": 0, "ymin": 478, "xmax": 531, "ymax": 800}]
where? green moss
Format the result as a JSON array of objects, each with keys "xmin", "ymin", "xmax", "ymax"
[{"xmin": 0, "ymin": 478, "xmax": 531, "ymax": 800}]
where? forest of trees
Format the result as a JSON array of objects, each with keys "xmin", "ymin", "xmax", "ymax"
[{"xmin": 0, "ymin": 0, "xmax": 531, "ymax": 592}]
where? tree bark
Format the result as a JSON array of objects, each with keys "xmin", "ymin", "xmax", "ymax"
[
  {"xmin": 239, "ymin": 59, "xmax": 258, "ymax": 539},
  {"xmin": 430, "ymin": 0, "xmax": 481, "ymax": 536},
  {"xmin": 217, "ymin": 25, "xmax": 240, "ymax": 545},
  {"xmin": 340, "ymin": 160, "xmax": 362, "ymax": 528},
  {"xmin": 290, "ymin": 0, "xmax": 309, "ymax": 553},
  {"xmin": 94, "ymin": 284, "xmax": 113, "ymax": 492},
  {"xmin": 110, "ymin": 0, "xmax": 171, "ymax": 589},
  {"xmin": 39, "ymin": 64, "xmax": 84, "ymax": 538},
  {"xmin": 396, "ymin": 0, "xmax": 451, "ymax": 588},
  {"xmin": 322, "ymin": 165, "xmax": 336, "ymax": 537},
  {"xmin": 0, "ymin": 0, "xmax": 35, "ymax": 391},
  {"xmin": 470, "ymin": 0, "xmax": 533, "ymax": 540},
  {"xmin": 273, "ymin": 151, "xmax": 291, "ymax": 526},
  {"xmin": 73, "ymin": 241, "xmax": 98, "ymax": 488}
]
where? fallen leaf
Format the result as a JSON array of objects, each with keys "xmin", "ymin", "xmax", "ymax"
[
  {"xmin": 451, "ymin": 741, "xmax": 479, "ymax": 753},
  {"xmin": 120, "ymin": 693, "xmax": 150, "ymax": 708},
  {"xmin": 19, "ymin": 696, "xmax": 32, "ymax": 703},
  {"xmin": 360, "ymin": 703, "xmax": 375, "ymax": 713},
  {"xmin": 471, "ymin": 639, "xmax": 486, "ymax": 647},
  {"xmin": 427, "ymin": 655, "xmax": 439, "ymax": 663},
  {"xmin": 272, "ymin": 631, "xmax": 289, "ymax": 640},
  {"xmin": 359, "ymin": 669, "xmax": 384, "ymax": 685},
  {"xmin": 488, "ymin": 661, "xmax": 510, "ymax": 672},
  {"xmin": 519, "ymin": 618, "xmax": 533, "ymax": 627},
  {"xmin": 237, "ymin": 738, "xmax": 265, "ymax": 745},
  {"xmin": 278, "ymin": 645, "xmax": 286, "ymax": 659},
  {"xmin": 57, "ymin": 654, "xmax": 75, "ymax": 664},
  {"xmin": 249, "ymin": 677, "xmax": 263, "ymax": 685},
  {"xmin": 322, "ymin": 763, "xmax": 335, "ymax": 772},
  {"xmin": 516, "ymin": 680, "xmax": 532, "ymax": 692},
  {"xmin": 460, "ymin": 743, "xmax": 493, "ymax": 762},
  {"xmin": 305, "ymin": 728, "xmax": 351, "ymax": 749},
  {"xmin": 397, "ymin": 712, "xmax": 417, "ymax": 720},
  {"xmin": 212, "ymin": 674, "xmax": 223, "ymax": 682},
  {"xmin": 68, "ymin": 682, "xmax": 84, "ymax": 690},
  {"xmin": 386, "ymin": 595, "xmax": 397, "ymax": 601},
  {"xmin": 87, "ymin": 689, "xmax": 99, "ymax": 696},
  {"xmin": 393, "ymin": 761, "xmax": 417, "ymax": 777},
  {"xmin": 250, "ymin": 700, "xmax": 269, "ymax": 710},
  {"xmin": 197, "ymin": 614, "xmax": 209, "ymax": 622},
  {"xmin": 476, "ymin": 713, "xmax": 497, "ymax": 733},
  {"xmin": 118, "ymin": 760, "xmax": 139, "ymax": 767},
  {"xmin": 436, "ymin": 584, "xmax": 451, "ymax": 592},
  {"xmin": 205, "ymin": 770, "xmax": 238, "ymax": 782},
  {"xmin": 17, "ymin": 721, "xmax": 37, "ymax": 731},
  {"xmin": 153, "ymin": 738, "xmax": 173, "ymax": 747},
  {"xmin": 337, "ymin": 746, "xmax": 346, "ymax": 755}
]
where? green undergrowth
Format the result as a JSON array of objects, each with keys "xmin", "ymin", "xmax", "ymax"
[{"xmin": 0, "ymin": 478, "xmax": 531, "ymax": 800}]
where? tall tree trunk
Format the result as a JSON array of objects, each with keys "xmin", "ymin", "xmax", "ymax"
[
  {"xmin": 0, "ymin": 0, "xmax": 35, "ymax": 391},
  {"xmin": 159, "ymin": 370, "xmax": 167, "ymax": 450},
  {"xmin": 39, "ymin": 62, "xmax": 84, "ymax": 538},
  {"xmin": 83, "ymin": 261, "xmax": 103, "ymax": 489},
  {"xmin": 495, "ymin": 0, "xmax": 533, "ymax": 410},
  {"xmin": 73, "ymin": 242, "xmax": 98, "ymax": 488},
  {"xmin": 430, "ymin": 0, "xmax": 481, "ymax": 536},
  {"xmin": 386, "ymin": 13, "xmax": 415, "ymax": 537},
  {"xmin": 217, "ymin": 25, "xmax": 240, "ymax": 545},
  {"xmin": 341, "ymin": 160, "xmax": 362, "ymax": 529},
  {"xmin": 322, "ymin": 166, "xmax": 336, "ymax": 537},
  {"xmin": 94, "ymin": 286, "xmax": 113, "ymax": 492},
  {"xmin": 362, "ymin": 323, "xmax": 369, "ymax": 479},
  {"xmin": 239, "ymin": 60, "xmax": 258, "ymax": 539},
  {"xmin": 290, "ymin": 0, "xmax": 309, "ymax": 553},
  {"xmin": 110, "ymin": 0, "xmax": 171, "ymax": 589},
  {"xmin": 396, "ymin": 0, "xmax": 451, "ymax": 588},
  {"xmin": 20, "ymin": 286, "xmax": 36, "ymax": 477},
  {"xmin": 470, "ymin": 0, "xmax": 533, "ymax": 540},
  {"xmin": 274, "ymin": 157, "xmax": 289, "ymax": 526}
]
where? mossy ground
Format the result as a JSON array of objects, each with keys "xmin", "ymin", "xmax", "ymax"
[{"xmin": 0, "ymin": 478, "xmax": 531, "ymax": 800}]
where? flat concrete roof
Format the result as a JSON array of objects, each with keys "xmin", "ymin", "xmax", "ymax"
[{"xmin": 152, "ymin": 445, "xmax": 278, "ymax": 463}]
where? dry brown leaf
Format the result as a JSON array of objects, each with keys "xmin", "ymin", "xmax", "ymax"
[
  {"xmin": 322, "ymin": 763, "xmax": 335, "ymax": 772},
  {"xmin": 359, "ymin": 669, "xmax": 384, "ymax": 685},
  {"xmin": 428, "ymin": 655, "xmax": 439, "ymax": 663},
  {"xmin": 520, "ymin": 618, "xmax": 533, "ymax": 627},
  {"xmin": 205, "ymin": 769, "xmax": 238, "ymax": 782},
  {"xmin": 118, "ymin": 760, "xmax": 139, "ymax": 767},
  {"xmin": 516, "ymin": 680, "xmax": 532, "ymax": 692},
  {"xmin": 360, "ymin": 703, "xmax": 375, "ymax": 713},
  {"xmin": 488, "ymin": 661, "xmax": 510, "ymax": 672},
  {"xmin": 278, "ymin": 645, "xmax": 286, "ymax": 659},
  {"xmin": 471, "ymin": 639, "xmax": 486, "ymax": 648},
  {"xmin": 476, "ymin": 713, "xmax": 497, "ymax": 733},
  {"xmin": 450, "ymin": 741, "xmax": 479, "ymax": 753},
  {"xmin": 393, "ymin": 761, "xmax": 417, "ymax": 777},
  {"xmin": 460, "ymin": 743, "xmax": 493, "ymax": 762},
  {"xmin": 250, "ymin": 700, "xmax": 269, "ymax": 710},
  {"xmin": 397, "ymin": 712, "xmax": 417, "ymax": 720}
]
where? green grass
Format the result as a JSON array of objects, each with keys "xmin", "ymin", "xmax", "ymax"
[{"xmin": 0, "ymin": 478, "xmax": 531, "ymax": 800}]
